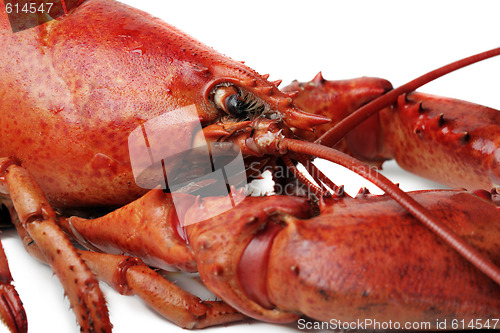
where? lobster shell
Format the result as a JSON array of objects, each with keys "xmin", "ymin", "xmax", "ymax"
[{"xmin": 1, "ymin": 0, "xmax": 500, "ymax": 332}]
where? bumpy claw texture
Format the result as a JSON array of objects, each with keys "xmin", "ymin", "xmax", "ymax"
[
  {"xmin": 283, "ymin": 76, "xmax": 392, "ymax": 145},
  {"xmin": 284, "ymin": 75, "xmax": 500, "ymax": 190},
  {"xmin": 186, "ymin": 195, "xmax": 313, "ymax": 323},
  {"xmin": 267, "ymin": 190, "xmax": 500, "ymax": 327},
  {"xmin": 382, "ymin": 93, "xmax": 500, "ymax": 190}
]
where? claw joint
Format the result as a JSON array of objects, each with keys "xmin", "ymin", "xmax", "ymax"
[{"xmin": 113, "ymin": 257, "xmax": 145, "ymax": 295}]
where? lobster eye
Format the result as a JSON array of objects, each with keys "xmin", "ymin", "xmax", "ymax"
[
  {"xmin": 224, "ymin": 94, "xmax": 246, "ymax": 117},
  {"xmin": 213, "ymin": 85, "xmax": 246, "ymax": 117},
  {"xmin": 213, "ymin": 85, "xmax": 266, "ymax": 119}
]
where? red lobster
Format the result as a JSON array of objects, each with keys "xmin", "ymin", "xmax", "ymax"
[{"xmin": 0, "ymin": 0, "xmax": 499, "ymax": 332}]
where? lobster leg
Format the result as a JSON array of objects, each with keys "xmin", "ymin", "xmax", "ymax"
[
  {"xmin": 23, "ymin": 189, "xmax": 244, "ymax": 328},
  {"xmin": 15, "ymin": 220, "xmax": 245, "ymax": 329},
  {"xmin": 0, "ymin": 198, "xmax": 27, "ymax": 333},
  {"xmin": 0, "ymin": 235, "xmax": 26, "ymax": 333},
  {"xmin": 79, "ymin": 251, "xmax": 245, "ymax": 329},
  {"xmin": 0, "ymin": 157, "xmax": 111, "ymax": 332}
]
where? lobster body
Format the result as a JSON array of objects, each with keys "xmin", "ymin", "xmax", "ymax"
[
  {"xmin": 0, "ymin": 0, "xmax": 313, "ymax": 207},
  {"xmin": 284, "ymin": 78, "xmax": 500, "ymax": 190}
]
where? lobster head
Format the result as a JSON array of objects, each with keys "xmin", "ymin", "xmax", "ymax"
[
  {"xmin": 200, "ymin": 77, "xmax": 330, "ymax": 157},
  {"xmin": 126, "ymin": 56, "xmax": 330, "ymax": 225},
  {"xmin": 127, "ymin": 67, "xmax": 330, "ymax": 199},
  {"xmin": 116, "ymin": 0, "xmax": 329, "ymax": 196}
]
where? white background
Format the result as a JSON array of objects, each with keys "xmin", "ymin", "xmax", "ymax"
[{"xmin": 2, "ymin": 0, "xmax": 500, "ymax": 332}]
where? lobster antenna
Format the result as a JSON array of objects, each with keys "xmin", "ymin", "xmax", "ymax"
[
  {"xmin": 315, "ymin": 47, "xmax": 500, "ymax": 148},
  {"xmin": 281, "ymin": 156, "xmax": 325, "ymax": 196},
  {"xmin": 282, "ymin": 138, "xmax": 500, "ymax": 286}
]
